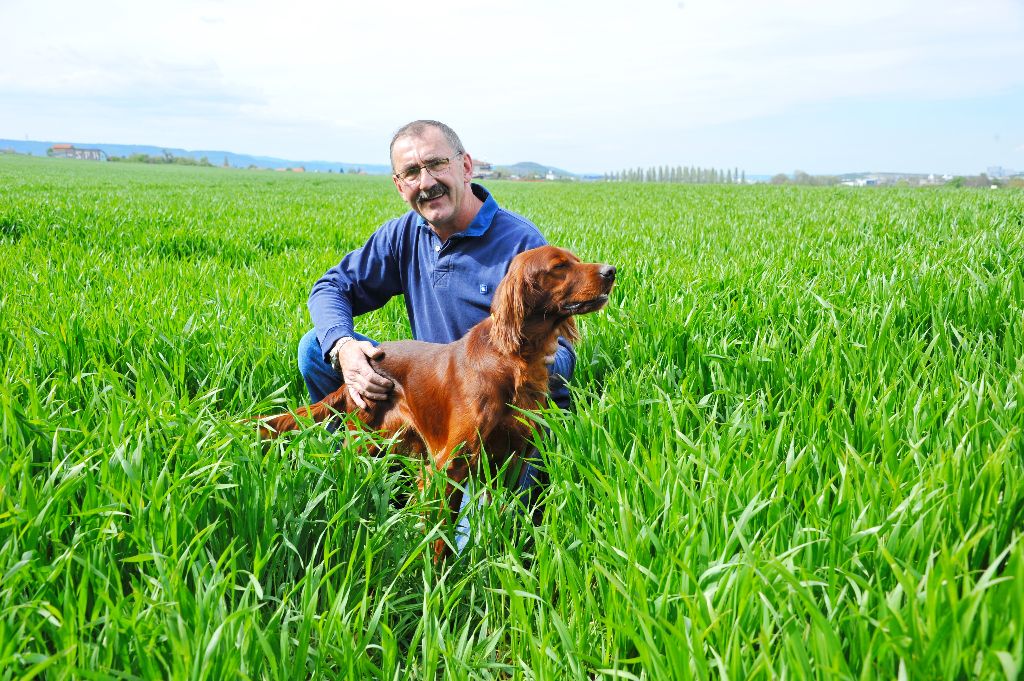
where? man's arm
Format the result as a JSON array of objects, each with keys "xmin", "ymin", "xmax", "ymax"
[
  {"xmin": 308, "ymin": 226, "xmax": 403, "ymax": 362},
  {"xmin": 308, "ymin": 225, "xmax": 403, "ymax": 407}
]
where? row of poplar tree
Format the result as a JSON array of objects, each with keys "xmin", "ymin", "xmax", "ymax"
[{"xmin": 605, "ymin": 167, "xmax": 746, "ymax": 184}]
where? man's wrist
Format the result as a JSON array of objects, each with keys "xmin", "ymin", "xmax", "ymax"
[
  {"xmin": 333, "ymin": 336, "xmax": 356, "ymax": 352},
  {"xmin": 329, "ymin": 336, "xmax": 356, "ymax": 371}
]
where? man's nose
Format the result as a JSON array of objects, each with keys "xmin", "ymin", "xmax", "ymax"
[{"xmin": 416, "ymin": 168, "xmax": 438, "ymax": 189}]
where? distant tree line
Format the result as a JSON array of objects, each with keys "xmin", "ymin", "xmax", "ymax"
[
  {"xmin": 605, "ymin": 166, "xmax": 746, "ymax": 184},
  {"xmin": 108, "ymin": 151, "xmax": 213, "ymax": 167}
]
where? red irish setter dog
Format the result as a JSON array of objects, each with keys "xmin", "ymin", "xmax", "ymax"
[{"xmin": 259, "ymin": 245, "xmax": 616, "ymax": 558}]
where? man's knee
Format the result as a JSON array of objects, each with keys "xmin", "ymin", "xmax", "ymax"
[{"xmin": 297, "ymin": 329, "xmax": 326, "ymax": 380}]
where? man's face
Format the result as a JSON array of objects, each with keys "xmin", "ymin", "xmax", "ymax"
[{"xmin": 390, "ymin": 126, "xmax": 473, "ymax": 230}]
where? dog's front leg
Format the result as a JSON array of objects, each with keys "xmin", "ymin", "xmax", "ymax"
[{"xmin": 420, "ymin": 437, "xmax": 483, "ymax": 562}]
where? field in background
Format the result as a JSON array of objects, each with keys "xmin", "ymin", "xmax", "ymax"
[{"xmin": 2, "ymin": 155, "xmax": 1023, "ymax": 679}]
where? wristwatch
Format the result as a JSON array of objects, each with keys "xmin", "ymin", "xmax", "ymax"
[{"xmin": 330, "ymin": 336, "xmax": 356, "ymax": 371}]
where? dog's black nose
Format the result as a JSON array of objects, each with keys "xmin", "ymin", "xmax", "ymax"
[{"xmin": 599, "ymin": 264, "xmax": 616, "ymax": 281}]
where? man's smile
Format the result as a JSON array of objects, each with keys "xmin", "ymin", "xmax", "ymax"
[{"xmin": 417, "ymin": 185, "xmax": 448, "ymax": 205}]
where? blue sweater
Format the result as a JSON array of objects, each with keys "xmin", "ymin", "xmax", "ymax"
[{"xmin": 308, "ymin": 183, "xmax": 575, "ymax": 407}]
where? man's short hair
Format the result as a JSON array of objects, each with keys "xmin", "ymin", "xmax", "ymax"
[{"xmin": 389, "ymin": 120, "xmax": 466, "ymax": 170}]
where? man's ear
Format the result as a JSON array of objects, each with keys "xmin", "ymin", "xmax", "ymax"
[
  {"xmin": 392, "ymin": 174, "xmax": 404, "ymax": 193},
  {"xmin": 461, "ymin": 153, "xmax": 474, "ymax": 184}
]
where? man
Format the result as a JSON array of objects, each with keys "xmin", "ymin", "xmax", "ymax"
[{"xmin": 296, "ymin": 120, "xmax": 574, "ymax": 546}]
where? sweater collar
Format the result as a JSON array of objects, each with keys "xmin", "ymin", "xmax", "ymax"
[{"xmin": 416, "ymin": 183, "xmax": 497, "ymax": 239}]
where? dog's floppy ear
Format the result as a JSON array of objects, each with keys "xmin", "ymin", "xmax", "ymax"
[{"xmin": 490, "ymin": 255, "xmax": 528, "ymax": 355}]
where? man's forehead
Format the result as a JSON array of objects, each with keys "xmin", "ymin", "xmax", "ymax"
[{"xmin": 391, "ymin": 129, "xmax": 452, "ymax": 162}]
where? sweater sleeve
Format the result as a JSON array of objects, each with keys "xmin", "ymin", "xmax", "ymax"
[
  {"xmin": 307, "ymin": 224, "xmax": 403, "ymax": 361},
  {"xmin": 548, "ymin": 336, "xmax": 576, "ymax": 411}
]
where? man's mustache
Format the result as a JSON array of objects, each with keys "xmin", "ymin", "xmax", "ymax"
[{"xmin": 417, "ymin": 185, "xmax": 447, "ymax": 202}]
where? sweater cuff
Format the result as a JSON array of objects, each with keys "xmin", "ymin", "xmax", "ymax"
[{"xmin": 319, "ymin": 325, "xmax": 353, "ymax": 362}]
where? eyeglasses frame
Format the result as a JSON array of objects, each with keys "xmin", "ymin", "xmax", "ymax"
[{"xmin": 393, "ymin": 152, "xmax": 465, "ymax": 186}]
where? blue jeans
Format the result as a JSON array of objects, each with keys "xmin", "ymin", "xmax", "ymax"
[{"xmin": 297, "ymin": 329, "xmax": 549, "ymax": 552}]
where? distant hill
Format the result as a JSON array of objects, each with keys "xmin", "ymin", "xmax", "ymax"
[
  {"xmin": 494, "ymin": 161, "xmax": 577, "ymax": 179},
  {"xmin": 0, "ymin": 139, "xmax": 593, "ymax": 180},
  {"xmin": 0, "ymin": 138, "xmax": 391, "ymax": 174},
  {"xmin": 0, "ymin": 139, "xmax": 590, "ymax": 179}
]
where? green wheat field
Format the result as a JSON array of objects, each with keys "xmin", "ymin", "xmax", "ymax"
[{"xmin": 1, "ymin": 155, "xmax": 1023, "ymax": 679}]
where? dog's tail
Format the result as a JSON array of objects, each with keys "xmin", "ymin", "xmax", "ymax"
[{"xmin": 256, "ymin": 386, "xmax": 355, "ymax": 439}]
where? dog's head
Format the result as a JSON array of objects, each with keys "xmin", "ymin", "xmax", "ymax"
[{"xmin": 490, "ymin": 245, "xmax": 616, "ymax": 355}]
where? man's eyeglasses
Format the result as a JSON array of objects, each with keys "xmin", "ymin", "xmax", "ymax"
[{"xmin": 394, "ymin": 153, "xmax": 463, "ymax": 186}]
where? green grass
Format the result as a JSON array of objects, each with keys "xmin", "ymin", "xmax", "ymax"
[{"xmin": 1, "ymin": 154, "xmax": 1023, "ymax": 679}]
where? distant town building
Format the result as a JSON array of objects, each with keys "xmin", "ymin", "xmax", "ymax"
[
  {"xmin": 47, "ymin": 144, "xmax": 107, "ymax": 161},
  {"xmin": 545, "ymin": 169, "xmax": 556, "ymax": 181},
  {"xmin": 986, "ymin": 166, "xmax": 1015, "ymax": 179},
  {"xmin": 472, "ymin": 160, "xmax": 494, "ymax": 180},
  {"xmin": 840, "ymin": 177, "xmax": 879, "ymax": 187}
]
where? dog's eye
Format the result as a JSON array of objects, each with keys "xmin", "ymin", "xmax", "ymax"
[{"xmin": 551, "ymin": 261, "xmax": 569, "ymax": 270}]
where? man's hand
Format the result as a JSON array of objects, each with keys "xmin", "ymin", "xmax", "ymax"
[{"xmin": 329, "ymin": 338, "xmax": 394, "ymax": 409}]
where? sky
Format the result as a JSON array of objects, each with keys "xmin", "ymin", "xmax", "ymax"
[{"xmin": 2, "ymin": 0, "xmax": 1023, "ymax": 176}]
